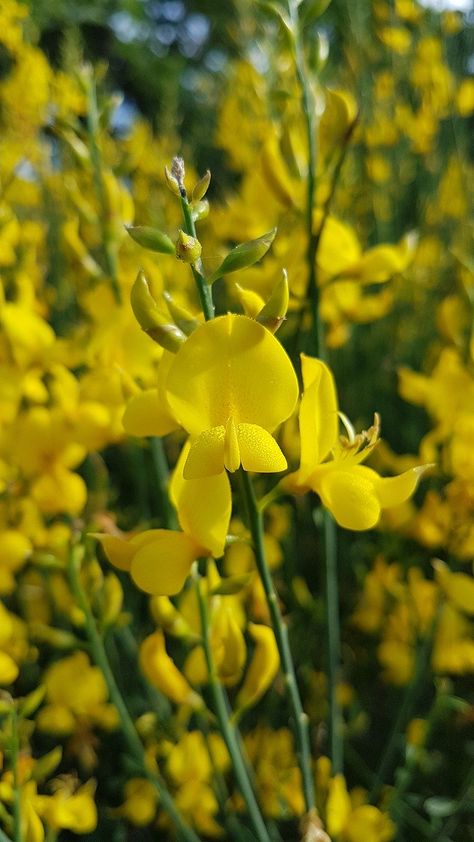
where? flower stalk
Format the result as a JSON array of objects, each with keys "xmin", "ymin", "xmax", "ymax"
[
  {"xmin": 67, "ymin": 544, "xmax": 202, "ymax": 842},
  {"xmin": 239, "ymin": 469, "xmax": 315, "ymax": 814},
  {"xmin": 193, "ymin": 566, "xmax": 273, "ymax": 842}
]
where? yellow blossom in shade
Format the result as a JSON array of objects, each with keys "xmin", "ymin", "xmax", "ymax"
[
  {"xmin": 36, "ymin": 780, "xmax": 98, "ymax": 835},
  {"xmin": 114, "ymin": 778, "xmax": 158, "ymax": 826},
  {"xmin": 140, "ymin": 630, "xmax": 202, "ymax": 707},
  {"xmin": 235, "ymin": 623, "xmax": 280, "ymax": 712},
  {"xmin": 37, "ymin": 652, "xmax": 118, "ymax": 736},
  {"xmin": 285, "ymin": 356, "xmax": 431, "ymax": 530},
  {"xmin": 165, "ymin": 314, "xmax": 298, "ymax": 478}
]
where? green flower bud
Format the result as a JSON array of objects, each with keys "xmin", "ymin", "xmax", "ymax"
[
  {"xmin": 126, "ymin": 225, "xmax": 175, "ymax": 254},
  {"xmin": 164, "ymin": 165, "xmax": 181, "ymax": 196},
  {"xmin": 175, "ymin": 230, "xmax": 202, "ymax": 263},
  {"xmin": 256, "ymin": 269, "xmax": 289, "ymax": 333},
  {"xmin": 163, "ymin": 291, "xmax": 200, "ymax": 335},
  {"xmin": 192, "ymin": 169, "xmax": 211, "ymax": 201},
  {"xmin": 191, "ymin": 199, "xmax": 210, "ymax": 222},
  {"xmin": 131, "ymin": 270, "xmax": 186, "ymax": 352},
  {"xmin": 208, "ymin": 228, "xmax": 277, "ymax": 284}
]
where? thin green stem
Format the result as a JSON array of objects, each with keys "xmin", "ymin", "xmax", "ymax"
[
  {"xmin": 84, "ymin": 71, "xmax": 122, "ymax": 304},
  {"xmin": 193, "ymin": 568, "xmax": 272, "ymax": 842},
  {"xmin": 322, "ymin": 510, "xmax": 343, "ymax": 775},
  {"xmin": 10, "ymin": 710, "xmax": 21, "ymax": 842},
  {"xmin": 288, "ymin": 1, "xmax": 321, "ymax": 358},
  {"xmin": 150, "ymin": 436, "xmax": 178, "ymax": 529},
  {"xmin": 179, "ymin": 195, "xmax": 215, "ymax": 321},
  {"xmin": 67, "ymin": 546, "xmax": 201, "ymax": 842},
  {"xmin": 289, "ymin": 1, "xmax": 345, "ymax": 777},
  {"xmin": 239, "ymin": 470, "xmax": 315, "ymax": 814}
]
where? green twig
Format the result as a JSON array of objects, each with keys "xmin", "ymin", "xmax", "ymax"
[
  {"xmin": 67, "ymin": 545, "xmax": 202, "ymax": 842},
  {"xmin": 150, "ymin": 436, "xmax": 178, "ymax": 529},
  {"xmin": 239, "ymin": 470, "xmax": 315, "ymax": 814},
  {"xmin": 193, "ymin": 567, "xmax": 272, "ymax": 842},
  {"xmin": 172, "ymin": 165, "xmax": 214, "ymax": 321},
  {"xmin": 288, "ymin": 0, "xmax": 321, "ymax": 359},
  {"xmin": 84, "ymin": 71, "xmax": 122, "ymax": 304},
  {"xmin": 322, "ymin": 510, "xmax": 344, "ymax": 775}
]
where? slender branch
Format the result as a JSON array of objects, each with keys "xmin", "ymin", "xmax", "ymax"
[
  {"xmin": 84, "ymin": 71, "xmax": 122, "ymax": 304},
  {"xmin": 239, "ymin": 470, "xmax": 315, "ymax": 814},
  {"xmin": 288, "ymin": 0, "xmax": 321, "ymax": 359},
  {"xmin": 322, "ymin": 510, "xmax": 343, "ymax": 774},
  {"xmin": 150, "ymin": 436, "xmax": 178, "ymax": 529},
  {"xmin": 193, "ymin": 567, "xmax": 272, "ymax": 842},
  {"xmin": 67, "ymin": 546, "xmax": 202, "ymax": 842},
  {"xmin": 178, "ymin": 190, "xmax": 215, "ymax": 321}
]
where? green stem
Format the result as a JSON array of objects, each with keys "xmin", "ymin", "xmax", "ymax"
[
  {"xmin": 10, "ymin": 710, "xmax": 21, "ymax": 842},
  {"xmin": 150, "ymin": 436, "xmax": 178, "ymax": 529},
  {"xmin": 289, "ymin": 1, "xmax": 322, "ymax": 359},
  {"xmin": 193, "ymin": 568, "xmax": 272, "ymax": 842},
  {"xmin": 0, "ymin": 828, "xmax": 13, "ymax": 842},
  {"xmin": 239, "ymin": 470, "xmax": 315, "ymax": 813},
  {"xmin": 67, "ymin": 546, "xmax": 201, "ymax": 842},
  {"xmin": 322, "ymin": 510, "xmax": 344, "ymax": 775},
  {"xmin": 84, "ymin": 72, "xmax": 122, "ymax": 305},
  {"xmin": 179, "ymin": 195, "xmax": 215, "ymax": 321},
  {"xmin": 289, "ymin": 1, "xmax": 345, "ymax": 777},
  {"xmin": 369, "ymin": 619, "xmax": 437, "ymax": 805}
]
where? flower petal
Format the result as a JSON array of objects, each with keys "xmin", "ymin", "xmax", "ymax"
[
  {"xmin": 122, "ymin": 389, "xmax": 178, "ymax": 437},
  {"xmin": 299, "ymin": 355, "xmax": 339, "ymax": 471},
  {"xmin": 131, "ymin": 531, "xmax": 198, "ymax": 595},
  {"xmin": 170, "ymin": 441, "xmax": 231, "ymax": 558},
  {"xmin": 183, "ymin": 427, "xmax": 225, "ymax": 479},
  {"xmin": 166, "ymin": 314, "xmax": 298, "ymax": 435},
  {"xmin": 237, "ymin": 423, "xmax": 287, "ymax": 473},
  {"xmin": 375, "ymin": 465, "xmax": 432, "ymax": 509},
  {"xmin": 319, "ymin": 467, "xmax": 381, "ymax": 530}
]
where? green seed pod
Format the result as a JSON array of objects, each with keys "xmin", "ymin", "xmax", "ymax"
[
  {"xmin": 175, "ymin": 229, "xmax": 202, "ymax": 263},
  {"xmin": 208, "ymin": 228, "xmax": 277, "ymax": 284},
  {"xmin": 126, "ymin": 225, "xmax": 175, "ymax": 254}
]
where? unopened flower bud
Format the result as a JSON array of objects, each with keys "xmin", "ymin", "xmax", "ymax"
[
  {"xmin": 257, "ymin": 269, "xmax": 289, "ymax": 333},
  {"xmin": 164, "ymin": 165, "xmax": 181, "ymax": 196},
  {"xmin": 190, "ymin": 199, "xmax": 209, "ymax": 222},
  {"xmin": 175, "ymin": 230, "xmax": 202, "ymax": 264},
  {"xmin": 163, "ymin": 291, "xmax": 199, "ymax": 335},
  {"xmin": 192, "ymin": 170, "xmax": 211, "ymax": 201},
  {"xmin": 131, "ymin": 270, "xmax": 186, "ymax": 352}
]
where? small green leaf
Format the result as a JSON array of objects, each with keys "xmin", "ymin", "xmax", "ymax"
[
  {"xmin": 126, "ymin": 225, "xmax": 175, "ymax": 254},
  {"xmin": 208, "ymin": 229, "xmax": 277, "ymax": 284}
]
